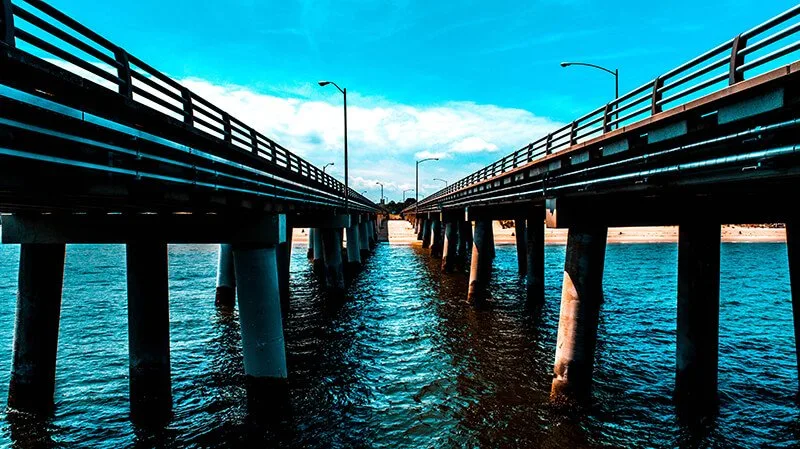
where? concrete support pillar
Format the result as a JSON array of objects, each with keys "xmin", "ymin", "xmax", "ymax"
[
  {"xmin": 307, "ymin": 228, "xmax": 315, "ymax": 260},
  {"xmin": 8, "ymin": 244, "xmax": 65, "ymax": 415},
  {"xmin": 467, "ymin": 220, "xmax": 494, "ymax": 302},
  {"xmin": 369, "ymin": 220, "xmax": 377, "ymax": 249},
  {"xmin": 525, "ymin": 215, "xmax": 545, "ymax": 304},
  {"xmin": 430, "ymin": 218, "xmax": 444, "ymax": 258},
  {"xmin": 421, "ymin": 219, "xmax": 432, "ymax": 249},
  {"xmin": 442, "ymin": 220, "xmax": 459, "ymax": 272},
  {"xmin": 515, "ymin": 219, "xmax": 527, "ymax": 275},
  {"xmin": 359, "ymin": 221, "xmax": 371, "ymax": 259},
  {"xmin": 787, "ymin": 222, "xmax": 800, "ymax": 387},
  {"xmin": 416, "ymin": 218, "xmax": 424, "ymax": 240},
  {"xmin": 459, "ymin": 220, "xmax": 473, "ymax": 260},
  {"xmin": 233, "ymin": 245, "xmax": 288, "ymax": 407},
  {"xmin": 276, "ymin": 228, "xmax": 293, "ymax": 315},
  {"xmin": 126, "ymin": 243, "xmax": 172, "ymax": 424},
  {"xmin": 346, "ymin": 225, "xmax": 362, "ymax": 267},
  {"xmin": 215, "ymin": 244, "xmax": 236, "ymax": 309},
  {"xmin": 676, "ymin": 222, "xmax": 720, "ymax": 413},
  {"xmin": 321, "ymin": 228, "xmax": 346, "ymax": 295},
  {"xmin": 550, "ymin": 225, "xmax": 607, "ymax": 404},
  {"xmin": 312, "ymin": 228, "xmax": 324, "ymax": 276}
]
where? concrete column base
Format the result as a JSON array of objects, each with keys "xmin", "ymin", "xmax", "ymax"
[
  {"xmin": 215, "ymin": 244, "xmax": 236, "ymax": 309},
  {"xmin": 430, "ymin": 219, "xmax": 443, "ymax": 258},
  {"xmin": 8, "ymin": 244, "xmax": 65, "ymax": 415},
  {"xmin": 526, "ymin": 213, "xmax": 545, "ymax": 304},
  {"xmin": 467, "ymin": 220, "xmax": 493, "ymax": 303},
  {"xmin": 442, "ymin": 221, "xmax": 459, "ymax": 272},
  {"xmin": 321, "ymin": 228, "xmax": 346, "ymax": 295},
  {"xmin": 515, "ymin": 219, "xmax": 527, "ymax": 275},
  {"xmin": 550, "ymin": 225, "xmax": 607, "ymax": 404}
]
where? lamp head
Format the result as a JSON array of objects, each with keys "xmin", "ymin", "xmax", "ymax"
[
  {"xmin": 560, "ymin": 62, "xmax": 570, "ymax": 68},
  {"xmin": 318, "ymin": 81, "xmax": 331, "ymax": 87}
]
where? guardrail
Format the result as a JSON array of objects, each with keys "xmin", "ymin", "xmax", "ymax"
[
  {"xmin": 0, "ymin": 0, "xmax": 375, "ymax": 210},
  {"xmin": 408, "ymin": 4, "xmax": 800, "ymax": 213}
]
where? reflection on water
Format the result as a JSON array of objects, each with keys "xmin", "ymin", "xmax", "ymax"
[{"xmin": 0, "ymin": 238, "xmax": 798, "ymax": 447}]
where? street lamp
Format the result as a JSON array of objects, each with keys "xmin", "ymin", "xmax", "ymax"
[
  {"xmin": 560, "ymin": 62, "xmax": 619, "ymax": 127},
  {"xmin": 403, "ymin": 189, "xmax": 414, "ymax": 202},
  {"xmin": 322, "ymin": 162, "xmax": 335, "ymax": 173},
  {"xmin": 415, "ymin": 157, "xmax": 439, "ymax": 217},
  {"xmin": 318, "ymin": 80, "xmax": 348, "ymax": 208},
  {"xmin": 433, "ymin": 178, "xmax": 448, "ymax": 188},
  {"xmin": 375, "ymin": 182, "xmax": 384, "ymax": 203}
]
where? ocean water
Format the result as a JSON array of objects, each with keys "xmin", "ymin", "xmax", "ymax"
[{"xmin": 0, "ymin": 238, "xmax": 797, "ymax": 448}]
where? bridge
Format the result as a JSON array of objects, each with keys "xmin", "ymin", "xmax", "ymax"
[
  {"xmin": 404, "ymin": 5, "xmax": 800, "ymax": 415},
  {"xmin": 0, "ymin": 0, "xmax": 384, "ymax": 424}
]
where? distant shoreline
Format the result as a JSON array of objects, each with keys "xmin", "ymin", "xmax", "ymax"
[{"xmin": 292, "ymin": 222, "xmax": 787, "ymax": 245}]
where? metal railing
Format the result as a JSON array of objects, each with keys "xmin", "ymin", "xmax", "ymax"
[
  {"xmin": 0, "ymin": 0, "xmax": 374, "ymax": 210},
  {"xmin": 409, "ymin": 4, "xmax": 800, "ymax": 212}
]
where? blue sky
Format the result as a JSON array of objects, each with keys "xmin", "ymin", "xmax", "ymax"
[{"xmin": 48, "ymin": 0, "xmax": 800, "ymax": 201}]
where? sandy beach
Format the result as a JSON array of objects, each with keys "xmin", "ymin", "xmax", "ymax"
[{"xmin": 292, "ymin": 221, "xmax": 786, "ymax": 245}]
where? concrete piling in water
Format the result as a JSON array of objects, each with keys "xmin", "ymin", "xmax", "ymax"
[
  {"xmin": 459, "ymin": 220, "xmax": 473, "ymax": 261},
  {"xmin": 417, "ymin": 218, "xmax": 425, "ymax": 240},
  {"xmin": 359, "ymin": 220, "xmax": 371, "ymax": 260},
  {"xmin": 550, "ymin": 225, "xmax": 607, "ymax": 404},
  {"xmin": 467, "ymin": 220, "xmax": 494, "ymax": 303},
  {"xmin": 307, "ymin": 228, "xmax": 315, "ymax": 260},
  {"xmin": 422, "ymin": 218, "xmax": 432, "ymax": 249},
  {"xmin": 276, "ymin": 228, "xmax": 293, "ymax": 315},
  {"xmin": 346, "ymin": 224, "xmax": 362, "ymax": 272},
  {"xmin": 232, "ymin": 245, "xmax": 288, "ymax": 411},
  {"xmin": 514, "ymin": 219, "xmax": 527, "ymax": 275},
  {"xmin": 430, "ymin": 218, "xmax": 443, "ymax": 258},
  {"xmin": 525, "ymin": 214, "xmax": 545, "ymax": 304},
  {"xmin": 321, "ymin": 228, "xmax": 346, "ymax": 295},
  {"xmin": 312, "ymin": 227, "xmax": 325, "ymax": 276},
  {"xmin": 442, "ymin": 220, "xmax": 459, "ymax": 272},
  {"xmin": 215, "ymin": 244, "xmax": 236, "ymax": 309},
  {"xmin": 126, "ymin": 242, "xmax": 172, "ymax": 425},
  {"xmin": 676, "ymin": 222, "xmax": 720, "ymax": 415},
  {"xmin": 787, "ymin": 222, "xmax": 800, "ymax": 386},
  {"xmin": 8, "ymin": 244, "xmax": 65, "ymax": 415}
]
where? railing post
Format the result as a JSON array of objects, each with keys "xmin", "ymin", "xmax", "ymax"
[
  {"xmin": 651, "ymin": 77, "xmax": 664, "ymax": 115},
  {"xmin": 729, "ymin": 34, "xmax": 747, "ymax": 85},
  {"xmin": 222, "ymin": 113, "xmax": 232, "ymax": 144},
  {"xmin": 1, "ymin": 0, "xmax": 15, "ymax": 46},
  {"xmin": 602, "ymin": 103, "xmax": 612, "ymax": 133},
  {"xmin": 569, "ymin": 121, "xmax": 578, "ymax": 146},
  {"xmin": 545, "ymin": 133, "xmax": 553, "ymax": 155},
  {"xmin": 249, "ymin": 129, "xmax": 259, "ymax": 154},
  {"xmin": 270, "ymin": 141, "xmax": 278, "ymax": 164},
  {"xmin": 114, "ymin": 47, "xmax": 133, "ymax": 99},
  {"xmin": 526, "ymin": 143, "xmax": 533, "ymax": 162},
  {"xmin": 181, "ymin": 88, "xmax": 193, "ymax": 126}
]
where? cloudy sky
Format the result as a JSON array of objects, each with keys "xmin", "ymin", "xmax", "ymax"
[{"xmin": 34, "ymin": 0, "xmax": 800, "ymax": 201}]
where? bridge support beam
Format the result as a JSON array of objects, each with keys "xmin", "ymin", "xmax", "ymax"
[
  {"xmin": 312, "ymin": 228, "xmax": 325, "ymax": 276},
  {"xmin": 421, "ymin": 218, "xmax": 432, "ymax": 248},
  {"xmin": 276, "ymin": 227, "xmax": 293, "ymax": 315},
  {"xmin": 307, "ymin": 229, "xmax": 315, "ymax": 260},
  {"xmin": 8, "ymin": 244, "xmax": 65, "ymax": 415},
  {"xmin": 359, "ymin": 221, "xmax": 371, "ymax": 260},
  {"xmin": 676, "ymin": 222, "xmax": 720, "ymax": 415},
  {"xmin": 550, "ymin": 225, "xmax": 607, "ymax": 404},
  {"xmin": 126, "ymin": 242, "xmax": 172, "ymax": 425},
  {"xmin": 526, "ymin": 208, "xmax": 546, "ymax": 304},
  {"xmin": 787, "ymin": 222, "xmax": 800, "ymax": 387},
  {"xmin": 321, "ymin": 228, "xmax": 346, "ymax": 295},
  {"xmin": 430, "ymin": 218, "xmax": 443, "ymax": 258},
  {"xmin": 467, "ymin": 220, "xmax": 494, "ymax": 303},
  {"xmin": 233, "ymin": 245, "xmax": 288, "ymax": 409},
  {"xmin": 442, "ymin": 220, "xmax": 459, "ymax": 272},
  {"xmin": 515, "ymin": 219, "xmax": 527, "ymax": 274},
  {"xmin": 215, "ymin": 244, "xmax": 236, "ymax": 309}
]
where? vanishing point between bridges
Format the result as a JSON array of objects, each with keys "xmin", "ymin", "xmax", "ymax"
[{"xmin": 2, "ymin": 1, "xmax": 800, "ymax": 447}]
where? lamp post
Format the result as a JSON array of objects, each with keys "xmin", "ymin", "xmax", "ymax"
[
  {"xmin": 433, "ymin": 178, "xmax": 448, "ymax": 188},
  {"xmin": 560, "ymin": 62, "xmax": 619, "ymax": 127},
  {"xmin": 322, "ymin": 162, "xmax": 335, "ymax": 173},
  {"xmin": 403, "ymin": 189, "xmax": 414, "ymax": 202},
  {"xmin": 375, "ymin": 182, "xmax": 384, "ymax": 203},
  {"xmin": 415, "ymin": 157, "xmax": 439, "ymax": 217},
  {"xmin": 318, "ymin": 80, "xmax": 348, "ymax": 209}
]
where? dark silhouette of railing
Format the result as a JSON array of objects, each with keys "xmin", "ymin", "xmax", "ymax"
[
  {"xmin": 408, "ymin": 4, "xmax": 800, "ymax": 212},
  {"xmin": 0, "ymin": 0, "xmax": 375, "ymax": 211}
]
